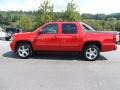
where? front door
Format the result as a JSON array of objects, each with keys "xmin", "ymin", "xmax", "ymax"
[{"xmin": 34, "ymin": 24, "xmax": 60, "ymax": 51}]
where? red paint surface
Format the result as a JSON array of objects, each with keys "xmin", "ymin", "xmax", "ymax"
[{"xmin": 10, "ymin": 22, "xmax": 117, "ymax": 52}]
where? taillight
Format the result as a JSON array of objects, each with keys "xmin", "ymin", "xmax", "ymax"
[{"xmin": 113, "ymin": 34, "xmax": 116, "ymax": 43}]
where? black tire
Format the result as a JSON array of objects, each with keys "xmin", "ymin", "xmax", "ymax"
[
  {"xmin": 5, "ymin": 37, "xmax": 10, "ymax": 41},
  {"xmin": 83, "ymin": 45, "xmax": 100, "ymax": 61},
  {"xmin": 16, "ymin": 43, "xmax": 33, "ymax": 59}
]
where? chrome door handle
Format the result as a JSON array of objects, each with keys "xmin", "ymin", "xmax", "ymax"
[
  {"xmin": 72, "ymin": 36, "xmax": 77, "ymax": 40},
  {"xmin": 52, "ymin": 36, "xmax": 57, "ymax": 40}
]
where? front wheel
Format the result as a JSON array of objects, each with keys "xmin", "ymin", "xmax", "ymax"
[
  {"xmin": 16, "ymin": 43, "xmax": 33, "ymax": 59},
  {"xmin": 83, "ymin": 45, "xmax": 100, "ymax": 61}
]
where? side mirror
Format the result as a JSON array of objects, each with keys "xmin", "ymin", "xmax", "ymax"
[{"xmin": 38, "ymin": 30, "xmax": 44, "ymax": 34}]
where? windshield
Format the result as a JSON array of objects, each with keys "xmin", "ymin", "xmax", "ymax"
[
  {"xmin": 81, "ymin": 22, "xmax": 96, "ymax": 32},
  {"xmin": 6, "ymin": 28, "xmax": 17, "ymax": 33}
]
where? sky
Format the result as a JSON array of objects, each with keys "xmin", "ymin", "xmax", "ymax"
[{"xmin": 0, "ymin": 0, "xmax": 120, "ymax": 14}]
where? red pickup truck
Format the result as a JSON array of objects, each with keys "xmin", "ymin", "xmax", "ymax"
[{"xmin": 10, "ymin": 22, "xmax": 117, "ymax": 61}]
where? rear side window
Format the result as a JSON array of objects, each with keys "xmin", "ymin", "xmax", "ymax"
[{"xmin": 62, "ymin": 24, "xmax": 77, "ymax": 34}]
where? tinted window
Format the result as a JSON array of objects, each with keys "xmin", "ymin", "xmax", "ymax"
[
  {"xmin": 81, "ymin": 23, "xmax": 95, "ymax": 32},
  {"xmin": 62, "ymin": 24, "xmax": 77, "ymax": 34},
  {"xmin": 42, "ymin": 24, "xmax": 58, "ymax": 34},
  {"xmin": 6, "ymin": 28, "xmax": 17, "ymax": 33},
  {"xmin": 82, "ymin": 24, "xmax": 91, "ymax": 31}
]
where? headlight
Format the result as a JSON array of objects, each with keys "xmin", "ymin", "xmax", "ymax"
[
  {"xmin": 11, "ymin": 37, "xmax": 13, "ymax": 41},
  {"xmin": 11, "ymin": 36, "xmax": 15, "ymax": 41}
]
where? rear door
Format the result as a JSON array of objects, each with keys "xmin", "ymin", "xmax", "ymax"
[{"xmin": 60, "ymin": 23, "xmax": 81, "ymax": 51}]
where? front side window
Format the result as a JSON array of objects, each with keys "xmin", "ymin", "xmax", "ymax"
[
  {"xmin": 42, "ymin": 24, "xmax": 58, "ymax": 34},
  {"xmin": 62, "ymin": 24, "xmax": 77, "ymax": 34}
]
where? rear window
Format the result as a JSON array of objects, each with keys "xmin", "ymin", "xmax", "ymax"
[
  {"xmin": 62, "ymin": 24, "xmax": 77, "ymax": 34},
  {"xmin": 81, "ymin": 23, "xmax": 95, "ymax": 32}
]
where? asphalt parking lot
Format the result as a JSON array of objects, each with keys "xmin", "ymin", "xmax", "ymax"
[{"xmin": 0, "ymin": 40, "xmax": 120, "ymax": 90}]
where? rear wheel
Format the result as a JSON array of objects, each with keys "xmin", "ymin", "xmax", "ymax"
[
  {"xmin": 83, "ymin": 45, "xmax": 100, "ymax": 61},
  {"xmin": 16, "ymin": 43, "xmax": 33, "ymax": 59}
]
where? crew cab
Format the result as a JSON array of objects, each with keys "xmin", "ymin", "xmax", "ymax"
[{"xmin": 10, "ymin": 22, "xmax": 117, "ymax": 61}]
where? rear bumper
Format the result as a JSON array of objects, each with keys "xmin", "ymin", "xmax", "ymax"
[{"xmin": 101, "ymin": 43, "xmax": 117, "ymax": 52}]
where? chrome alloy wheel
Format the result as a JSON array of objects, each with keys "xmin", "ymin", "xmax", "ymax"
[
  {"xmin": 85, "ymin": 47, "xmax": 98, "ymax": 60},
  {"xmin": 17, "ymin": 45, "xmax": 30, "ymax": 58}
]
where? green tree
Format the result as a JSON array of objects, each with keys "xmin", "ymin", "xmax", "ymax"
[
  {"xmin": 34, "ymin": 0, "xmax": 54, "ymax": 29},
  {"xmin": 63, "ymin": 0, "xmax": 80, "ymax": 21},
  {"xmin": 18, "ymin": 15, "xmax": 34, "ymax": 32},
  {"xmin": 104, "ymin": 17, "xmax": 117, "ymax": 31},
  {"xmin": 115, "ymin": 21, "xmax": 120, "ymax": 31}
]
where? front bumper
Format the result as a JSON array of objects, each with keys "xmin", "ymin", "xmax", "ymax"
[{"xmin": 10, "ymin": 41, "xmax": 16, "ymax": 52}]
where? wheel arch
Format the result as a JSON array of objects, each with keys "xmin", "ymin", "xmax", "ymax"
[
  {"xmin": 15, "ymin": 40, "xmax": 33, "ymax": 52},
  {"xmin": 82, "ymin": 41, "xmax": 101, "ymax": 51}
]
